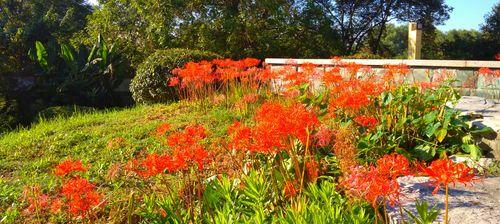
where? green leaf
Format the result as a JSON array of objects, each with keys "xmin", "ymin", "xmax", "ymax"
[
  {"xmin": 413, "ymin": 145, "xmax": 436, "ymax": 161},
  {"xmin": 462, "ymin": 144, "xmax": 482, "ymax": 160},
  {"xmin": 470, "ymin": 127, "xmax": 495, "ymax": 135},
  {"xmin": 382, "ymin": 92, "xmax": 393, "ymax": 106},
  {"xmin": 423, "ymin": 111, "xmax": 438, "ymax": 124},
  {"xmin": 35, "ymin": 41, "xmax": 49, "ymax": 71},
  {"xmin": 436, "ymin": 129, "xmax": 447, "ymax": 142},
  {"xmin": 425, "ymin": 122, "xmax": 441, "ymax": 138},
  {"xmin": 60, "ymin": 44, "xmax": 75, "ymax": 63}
]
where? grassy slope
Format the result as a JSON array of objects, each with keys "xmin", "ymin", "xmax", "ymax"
[{"xmin": 0, "ymin": 102, "xmax": 241, "ymax": 214}]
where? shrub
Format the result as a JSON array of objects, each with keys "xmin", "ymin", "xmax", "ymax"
[
  {"xmin": 130, "ymin": 49, "xmax": 220, "ymax": 104},
  {"xmin": 0, "ymin": 77, "xmax": 19, "ymax": 134}
]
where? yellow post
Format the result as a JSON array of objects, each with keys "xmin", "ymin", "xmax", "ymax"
[{"xmin": 408, "ymin": 22, "xmax": 422, "ymax": 60}]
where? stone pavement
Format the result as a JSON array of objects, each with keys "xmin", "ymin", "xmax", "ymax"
[
  {"xmin": 389, "ymin": 176, "xmax": 500, "ymax": 224},
  {"xmin": 453, "ymin": 96, "xmax": 500, "ymax": 158}
]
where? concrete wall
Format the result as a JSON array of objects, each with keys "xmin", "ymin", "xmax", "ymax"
[{"xmin": 264, "ymin": 58, "xmax": 500, "ymax": 99}]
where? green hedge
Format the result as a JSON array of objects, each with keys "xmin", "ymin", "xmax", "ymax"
[{"xmin": 130, "ymin": 48, "xmax": 220, "ymax": 104}]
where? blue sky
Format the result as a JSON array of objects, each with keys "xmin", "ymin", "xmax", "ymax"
[
  {"xmin": 438, "ymin": 0, "xmax": 498, "ymax": 31},
  {"xmin": 86, "ymin": 0, "xmax": 497, "ymax": 31}
]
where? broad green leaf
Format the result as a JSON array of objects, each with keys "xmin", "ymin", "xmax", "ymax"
[{"xmin": 436, "ymin": 129, "xmax": 447, "ymax": 142}]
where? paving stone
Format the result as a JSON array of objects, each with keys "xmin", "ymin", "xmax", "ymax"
[
  {"xmin": 388, "ymin": 176, "xmax": 500, "ymax": 224},
  {"xmin": 453, "ymin": 96, "xmax": 500, "ymax": 158}
]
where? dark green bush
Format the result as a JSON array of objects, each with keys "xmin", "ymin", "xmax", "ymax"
[
  {"xmin": 0, "ymin": 77, "xmax": 19, "ymax": 134},
  {"xmin": 0, "ymin": 96, "xmax": 19, "ymax": 134},
  {"xmin": 130, "ymin": 48, "xmax": 220, "ymax": 104}
]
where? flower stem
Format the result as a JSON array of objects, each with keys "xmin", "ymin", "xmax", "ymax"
[{"xmin": 445, "ymin": 184, "xmax": 449, "ymax": 224}]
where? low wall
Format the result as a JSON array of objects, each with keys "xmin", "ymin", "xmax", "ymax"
[{"xmin": 264, "ymin": 58, "xmax": 500, "ymax": 99}]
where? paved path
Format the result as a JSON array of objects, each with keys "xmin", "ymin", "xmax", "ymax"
[
  {"xmin": 389, "ymin": 176, "xmax": 500, "ymax": 224},
  {"xmin": 453, "ymin": 96, "xmax": 500, "ymax": 158}
]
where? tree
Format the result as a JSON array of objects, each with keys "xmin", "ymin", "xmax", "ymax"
[
  {"xmin": 480, "ymin": 3, "xmax": 500, "ymax": 59},
  {"xmin": 0, "ymin": 0, "xmax": 92, "ymax": 73},
  {"xmin": 308, "ymin": 0, "xmax": 451, "ymax": 55}
]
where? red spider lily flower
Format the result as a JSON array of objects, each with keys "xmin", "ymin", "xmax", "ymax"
[
  {"xmin": 313, "ymin": 126, "xmax": 333, "ymax": 147},
  {"xmin": 228, "ymin": 102, "xmax": 319, "ymax": 154},
  {"xmin": 129, "ymin": 125, "xmax": 211, "ymax": 177},
  {"xmin": 241, "ymin": 58, "xmax": 260, "ymax": 68},
  {"xmin": 54, "ymin": 159, "xmax": 87, "ymax": 177},
  {"xmin": 283, "ymin": 89, "xmax": 301, "ymax": 98},
  {"xmin": 166, "ymin": 124, "xmax": 207, "ymax": 148},
  {"xmin": 242, "ymin": 93, "xmax": 258, "ymax": 104},
  {"xmin": 283, "ymin": 70, "xmax": 310, "ymax": 88},
  {"xmin": 168, "ymin": 77, "xmax": 180, "ymax": 87},
  {"xmin": 322, "ymin": 67, "xmax": 343, "ymax": 87},
  {"xmin": 418, "ymin": 81, "xmax": 439, "ymax": 90},
  {"xmin": 300, "ymin": 62, "xmax": 320, "ymax": 79},
  {"xmin": 433, "ymin": 69, "xmax": 453, "ymax": 83},
  {"xmin": 283, "ymin": 181, "xmax": 298, "ymax": 198},
  {"xmin": 478, "ymin": 67, "xmax": 493, "ymax": 75},
  {"xmin": 253, "ymin": 102, "xmax": 318, "ymax": 152},
  {"xmin": 254, "ymin": 67, "xmax": 277, "ymax": 82},
  {"xmin": 306, "ymin": 160, "xmax": 319, "ymax": 181},
  {"xmin": 172, "ymin": 61, "xmax": 214, "ymax": 89},
  {"xmin": 156, "ymin": 123, "xmax": 171, "ymax": 136},
  {"xmin": 421, "ymin": 159, "xmax": 477, "ymax": 194},
  {"xmin": 354, "ymin": 116, "xmax": 378, "ymax": 128},
  {"xmin": 376, "ymin": 153, "xmax": 411, "ymax": 179},
  {"xmin": 343, "ymin": 62, "xmax": 364, "ymax": 78},
  {"xmin": 342, "ymin": 154, "xmax": 411, "ymax": 208},
  {"xmin": 383, "ymin": 64, "xmax": 410, "ymax": 81},
  {"xmin": 126, "ymin": 153, "xmax": 179, "ymax": 178},
  {"xmin": 228, "ymin": 121, "xmax": 252, "ymax": 151},
  {"xmin": 328, "ymin": 78, "xmax": 385, "ymax": 112},
  {"xmin": 342, "ymin": 165, "xmax": 401, "ymax": 207},
  {"xmin": 495, "ymin": 53, "xmax": 500, "ymax": 60},
  {"xmin": 61, "ymin": 177, "xmax": 103, "ymax": 217}
]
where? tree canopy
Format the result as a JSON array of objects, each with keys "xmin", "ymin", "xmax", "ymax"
[{"xmin": 0, "ymin": 0, "xmax": 92, "ymax": 72}]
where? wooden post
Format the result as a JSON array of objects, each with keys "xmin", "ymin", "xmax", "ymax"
[{"xmin": 408, "ymin": 22, "xmax": 422, "ymax": 60}]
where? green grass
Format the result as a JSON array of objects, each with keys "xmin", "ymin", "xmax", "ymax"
[{"xmin": 0, "ymin": 101, "xmax": 243, "ymax": 217}]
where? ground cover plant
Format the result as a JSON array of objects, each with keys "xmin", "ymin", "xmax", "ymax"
[{"xmin": 0, "ymin": 58, "xmax": 496, "ymax": 223}]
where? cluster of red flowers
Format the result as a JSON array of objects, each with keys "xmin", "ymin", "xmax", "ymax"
[
  {"xmin": 342, "ymin": 153, "xmax": 410, "ymax": 207},
  {"xmin": 24, "ymin": 159, "xmax": 102, "ymax": 218},
  {"xmin": 313, "ymin": 126, "xmax": 334, "ymax": 147},
  {"xmin": 478, "ymin": 67, "xmax": 500, "ymax": 85},
  {"xmin": 283, "ymin": 180, "xmax": 298, "ymax": 198},
  {"xmin": 54, "ymin": 159, "xmax": 87, "ymax": 176},
  {"xmin": 329, "ymin": 77, "xmax": 386, "ymax": 113},
  {"xmin": 383, "ymin": 64, "xmax": 410, "ymax": 82},
  {"xmin": 228, "ymin": 102, "xmax": 319, "ymax": 154},
  {"xmin": 343, "ymin": 154, "xmax": 478, "ymax": 213},
  {"xmin": 128, "ymin": 124, "xmax": 210, "ymax": 178},
  {"xmin": 353, "ymin": 115, "xmax": 378, "ymax": 128},
  {"xmin": 56, "ymin": 160, "xmax": 102, "ymax": 217},
  {"xmin": 421, "ymin": 158, "xmax": 477, "ymax": 194},
  {"xmin": 170, "ymin": 58, "xmax": 271, "ymax": 89},
  {"xmin": 61, "ymin": 177, "xmax": 102, "ymax": 216},
  {"xmin": 322, "ymin": 67, "xmax": 343, "ymax": 87},
  {"xmin": 156, "ymin": 123, "xmax": 171, "ymax": 136},
  {"xmin": 305, "ymin": 160, "xmax": 319, "ymax": 181}
]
